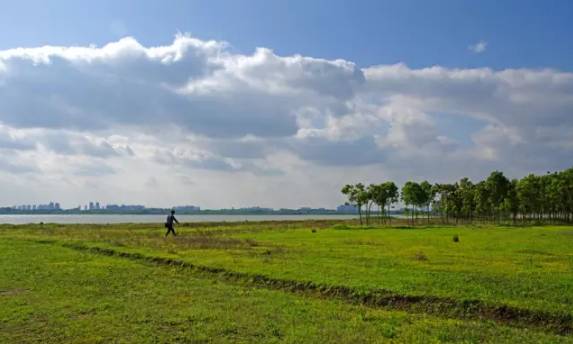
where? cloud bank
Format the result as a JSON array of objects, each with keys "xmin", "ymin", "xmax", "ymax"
[{"xmin": 0, "ymin": 34, "xmax": 572, "ymax": 207}]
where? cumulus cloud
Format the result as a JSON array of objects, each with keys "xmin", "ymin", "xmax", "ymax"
[
  {"xmin": 0, "ymin": 35, "xmax": 362, "ymax": 139},
  {"xmin": 363, "ymin": 64, "xmax": 573, "ymax": 151},
  {"xmin": 0, "ymin": 34, "xmax": 571, "ymax": 208}
]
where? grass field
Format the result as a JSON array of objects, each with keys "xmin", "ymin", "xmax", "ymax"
[{"xmin": 1, "ymin": 220, "xmax": 572, "ymax": 343}]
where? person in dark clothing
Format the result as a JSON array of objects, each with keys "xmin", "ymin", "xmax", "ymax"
[{"xmin": 164, "ymin": 209, "xmax": 179, "ymax": 237}]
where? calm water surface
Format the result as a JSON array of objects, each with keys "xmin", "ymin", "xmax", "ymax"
[{"xmin": 0, "ymin": 214, "xmax": 357, "ymax": 224}]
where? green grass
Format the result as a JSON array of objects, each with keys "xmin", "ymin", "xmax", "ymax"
[{"xmin": 1, "ymin": 221, "xmax": 572, "ymax": 342}]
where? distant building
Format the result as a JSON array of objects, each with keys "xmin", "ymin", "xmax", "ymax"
[
  {"xmin": 173, "ymin": 205, "xmax": 200, "ymax": 212},
  {"xmin": 105, "ymin": 204, "xmax": 145, "ymax": 211},
  {"xmin": 10, "ymin": 202, "xmax": 63, "ymax": 212},
  {"xmin": 337, "ymin": 204, "xmax": 358, "ymax": 214}
]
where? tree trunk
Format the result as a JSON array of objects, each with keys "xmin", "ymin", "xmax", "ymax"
[{"xmin": 388, "ymin": 204, "xmax": 392, "ymax": 225}]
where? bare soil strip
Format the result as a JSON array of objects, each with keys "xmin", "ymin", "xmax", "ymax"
[{"xmin": 37, "ymin": 240, "xmax": 572, "ymax": 336}]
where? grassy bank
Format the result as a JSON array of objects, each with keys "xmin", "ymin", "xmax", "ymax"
[{"xmin": 1, "ymin": 221, "xmax": 572, "ymax": 342}]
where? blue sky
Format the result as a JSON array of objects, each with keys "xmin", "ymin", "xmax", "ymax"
[
  {"xmin": 0, "ymin": 1, "xmax": 572, "ymax": 208},
  {"xmin": 1, "ymin": 0, "xmax": 572, "ymax": 70}
]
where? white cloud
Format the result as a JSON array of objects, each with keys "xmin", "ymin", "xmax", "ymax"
[
  {"xmin": 0, "ymin": 35, "xmax": 572, "ymax": 208},
  {"xmin": 468, "ymin": 40, "xmax": 487, "ymax": 53}
]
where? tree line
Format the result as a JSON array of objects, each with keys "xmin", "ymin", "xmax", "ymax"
[{"xmin": 341, "ymin": 167, "xmax": 573, "ymax": 225}]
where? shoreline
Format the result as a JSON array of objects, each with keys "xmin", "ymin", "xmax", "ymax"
[{"xmin": 0, "ymin": 213, "xmax": 359, "ymax": 225}]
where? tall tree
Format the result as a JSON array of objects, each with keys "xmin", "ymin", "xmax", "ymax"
[
  {"xmin": 368, "ymin": 184, "xmax": 385, "ymax": 224},
  {"xmin": 384, "ymin": 182, "xmax": 399, "ymax": 224},
  {"xmin": 343, "ymin": 166, "xmax": 573, "ymax": 226},
  {"xmin": 419, "ymin": 181, "xmax": 434, "ymax": 223},
  {"xmin": 502, "ymin": 179, "xmax": 520, "ymax": 224},
  {"xmin": 402, "ymin": 181, "xmax": 424, "ymax": 224},
  {"xmin": 433, "ymin": 183, "xmax": 457, "ymax": 223},
  {"xmin": 474, "ymin": 181, "xmax": 491, "ymax": 222},
  {"xmin": 486, "ymin": 171, "xmax": 510, "ymax": 223},
  {"xmin": 517, "ymin": 174, "xmax": 541, "ymax": 223},
  {"xmin": 341, "ymin": 183, "xmax": 367, "ymax": 225},
  {"xmin": 458, "ymin": 178, "xmax": 475, "ymax": 222}
]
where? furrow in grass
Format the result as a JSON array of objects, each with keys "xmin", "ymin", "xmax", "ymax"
[{"xmin": 47, "ymin": 240, "xmax": 573, "ymax": 336}]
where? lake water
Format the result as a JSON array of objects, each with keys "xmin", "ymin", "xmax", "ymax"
[{"xmin": 0, "ymin": 214, "xmax": 357, "ymax": 225}]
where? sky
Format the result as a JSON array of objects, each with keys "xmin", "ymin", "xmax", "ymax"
[{"xmin": 0, "ymin": 0, "xmax": 572, "ymax": 209}]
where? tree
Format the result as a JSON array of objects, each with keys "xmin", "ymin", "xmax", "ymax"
[
  {"xmin": 419, "ymin": 181, "xmax": 434, "ymax": 223},
  {"xmin": 342, "ymin": 166, "xmax": 573, "ymax": 226},
  {"xmin": 433, "ymin": 183, "xmax": 457, "ymax": 223},
  {"xmin": 402, "ymin": 181, "xmax": 424, "ymax": 225},
  {"xmin": 557, "ymin": 169, "xmax": 573, "ymax": 222},
  {"xmin": 448, "ymin": 183, "xmax": 463, "ymax": 224},
  {"xmin": 474, "ymin": 181, "xmax": 491, "ymax": 222},
  {"xmin": 383, "ymin": 182, "xmax": 399, "ymax": 224},
  {"xmin": 368, "ymin": 182, "xmax": 399, "ymax": 224},
  {"xmin": 517, "ymin": 174, "xmax": 541, "ymax": 223},
  {"xmin": 458, "ymin": 178, "xmax": 475, "ymax": 223},
  {"xmin": 367, "ymin": 184, "xmax": 384, "ymax": 224},
  {"xmin": 486, "ymin": 171, "xmax": 510, "ymax": 223},
  {"xmin": 502, "ymin": 179, "xmax": 519, "ymax": 224},
  {"xmin": 355, "ymin": 184, "xmax": 370, "ymax": 225},
  {"xmin": 341, "ymin": 183, "xmax": 367, "ymax": 225}
]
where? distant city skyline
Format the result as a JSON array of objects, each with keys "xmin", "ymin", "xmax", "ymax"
[
  {"xmin": 11, "ymin": 202, "xmax": 61, "ymax": 211},
  {"xmin": 1, "ymin": 201, "xmax": 361, "ymax": 214}
]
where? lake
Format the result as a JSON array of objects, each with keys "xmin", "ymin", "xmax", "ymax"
[{"xmin": 0, "ymin": 214, "xmax": 357, "ymax": 225}]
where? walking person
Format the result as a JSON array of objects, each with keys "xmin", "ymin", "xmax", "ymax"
[{"xmin": 164, "ymin": 209, "xmax": 179, "ymax": 237}]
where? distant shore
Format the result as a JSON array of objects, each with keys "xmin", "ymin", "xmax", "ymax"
[
  {"xmin": 0, "ymin": 208, "xmax": 363, "ymax": 216},
  {"xmin": 0, "ymin": 211, "xmax": 359, "ymax": 216},
  {"xmin": 0, "ymin": 214, "xmax": 359, "ymax": 225}
]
